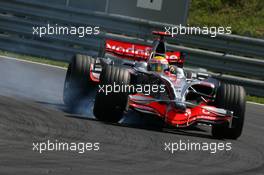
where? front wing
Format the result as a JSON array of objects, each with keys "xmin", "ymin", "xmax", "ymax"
[{"xmin": 129, "ymin": 94, "xmax": 233, "ymax": 128}]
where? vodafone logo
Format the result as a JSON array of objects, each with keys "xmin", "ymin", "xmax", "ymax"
[
  {"xmin": 105, "ymin": 39, "xmax": 182, "ymax": 61},
  {"xmin": 106, "ymin": 41, "xmax": 151, "ymax": 58}
]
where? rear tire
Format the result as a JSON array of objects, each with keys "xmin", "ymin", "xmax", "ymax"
[
  {"xmin": 63, "ymin": 54, "xmax": 95, "ymax": 107},
  {"xmin": 211, "ymin": 83, "xmax": 246, "ymax": 139},
  {"xmin": 93, "ymin": 65, "xmax": 131, "ymax": 123}
]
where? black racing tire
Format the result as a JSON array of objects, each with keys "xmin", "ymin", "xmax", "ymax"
[
  {"xmin": 63, "ymin": 54, "xmax": 95, "ymax": 107},
  {"xmin": 211, "ymin": 83, "xmax": 246, "ymax": 139},
  {"xmin": 93, "ymin": 65, "xmax": 131, "ymax": 123}
]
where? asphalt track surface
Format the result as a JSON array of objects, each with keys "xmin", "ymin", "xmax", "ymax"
[{"xmin": 0, "ymin": 56, "xmax": 263, "ymax": 175}]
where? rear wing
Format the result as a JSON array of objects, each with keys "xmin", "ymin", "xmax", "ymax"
[
  {"xmin": 105, "ymin": 39, "xmax": 184, "ymax": 66},
  {"xmin": 105, "ymin": 39, "xmax": 151, "ymax": 60}
]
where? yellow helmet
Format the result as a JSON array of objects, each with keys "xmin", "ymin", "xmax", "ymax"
[{"xmin": 148, "ymin": 56, "xmax": 169, "ymax": 72}]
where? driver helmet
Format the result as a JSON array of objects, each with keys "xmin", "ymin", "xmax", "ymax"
[{"xmin": 148, "ymin": 56, "xmax": 169, "ymax": 72}]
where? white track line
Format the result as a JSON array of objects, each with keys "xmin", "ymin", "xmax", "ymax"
[
  {"xmin": 247, "ymin": 101, "xmax": 264, "ymax": 106},
  {"xmin": 0, "ymin": 55, "xmax": 67, "ymax": 70},
  {"xmin": 1, "ymin": 55, "xmax": 264, "ymax": 106}
]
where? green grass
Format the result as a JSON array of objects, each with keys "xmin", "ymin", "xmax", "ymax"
[
  {"xmin": 188, "ymin": 0, "xmax": 264, "ymax": 38},
  {"xmin": 247, "ymin": 96, "xmax": 264, "ymax": 104},
  {"xmin": 0, "ymin": 50, "xmax": 68, "ymax": 68}
]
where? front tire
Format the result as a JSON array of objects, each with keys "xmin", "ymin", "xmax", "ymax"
[
  {"xmin": 212, "ymin": 83, "xmax": 246, "ymax": 139},
  {"xmin": 63, "ymin": 54, "xmax": 95, "ymax": 107},
  {"xmin": 93, "ymin": 65, "xmax": 131, "ymax": 123}
]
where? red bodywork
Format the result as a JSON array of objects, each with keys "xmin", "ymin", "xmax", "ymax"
[
  {"xmin": 105, "ymin": 39, "xmax": 184, "ymax": 65},
  {"xmin": 89, "ymin": 38, "xmax": 232, "ymax": 127},
  {"xmin": 128, "ymin": 94, "xmax": 232, "ymax": 127}
]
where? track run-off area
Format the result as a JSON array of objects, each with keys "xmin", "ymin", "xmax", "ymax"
[{"xmin": 0, "ymin": 56, "xmax": 263, "ymax": 175}]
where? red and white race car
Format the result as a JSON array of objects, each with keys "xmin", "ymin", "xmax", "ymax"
[{"xmin": 63, "ymin": 32, "xmax": 246, "ymax": 139}]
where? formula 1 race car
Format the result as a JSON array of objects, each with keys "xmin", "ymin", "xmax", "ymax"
[{"xmin": 63, "ymin": 32, "xmax": 246, "ymax": 139}]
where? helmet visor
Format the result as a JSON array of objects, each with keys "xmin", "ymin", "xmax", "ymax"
[{"xmin": 149, "ymin": 62, "xmax": 168, "ymax": 72}]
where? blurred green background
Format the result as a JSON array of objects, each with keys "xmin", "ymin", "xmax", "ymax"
[{"xmin": 188, "ymin": 0, "xmax": 264, "ymax": 38}]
